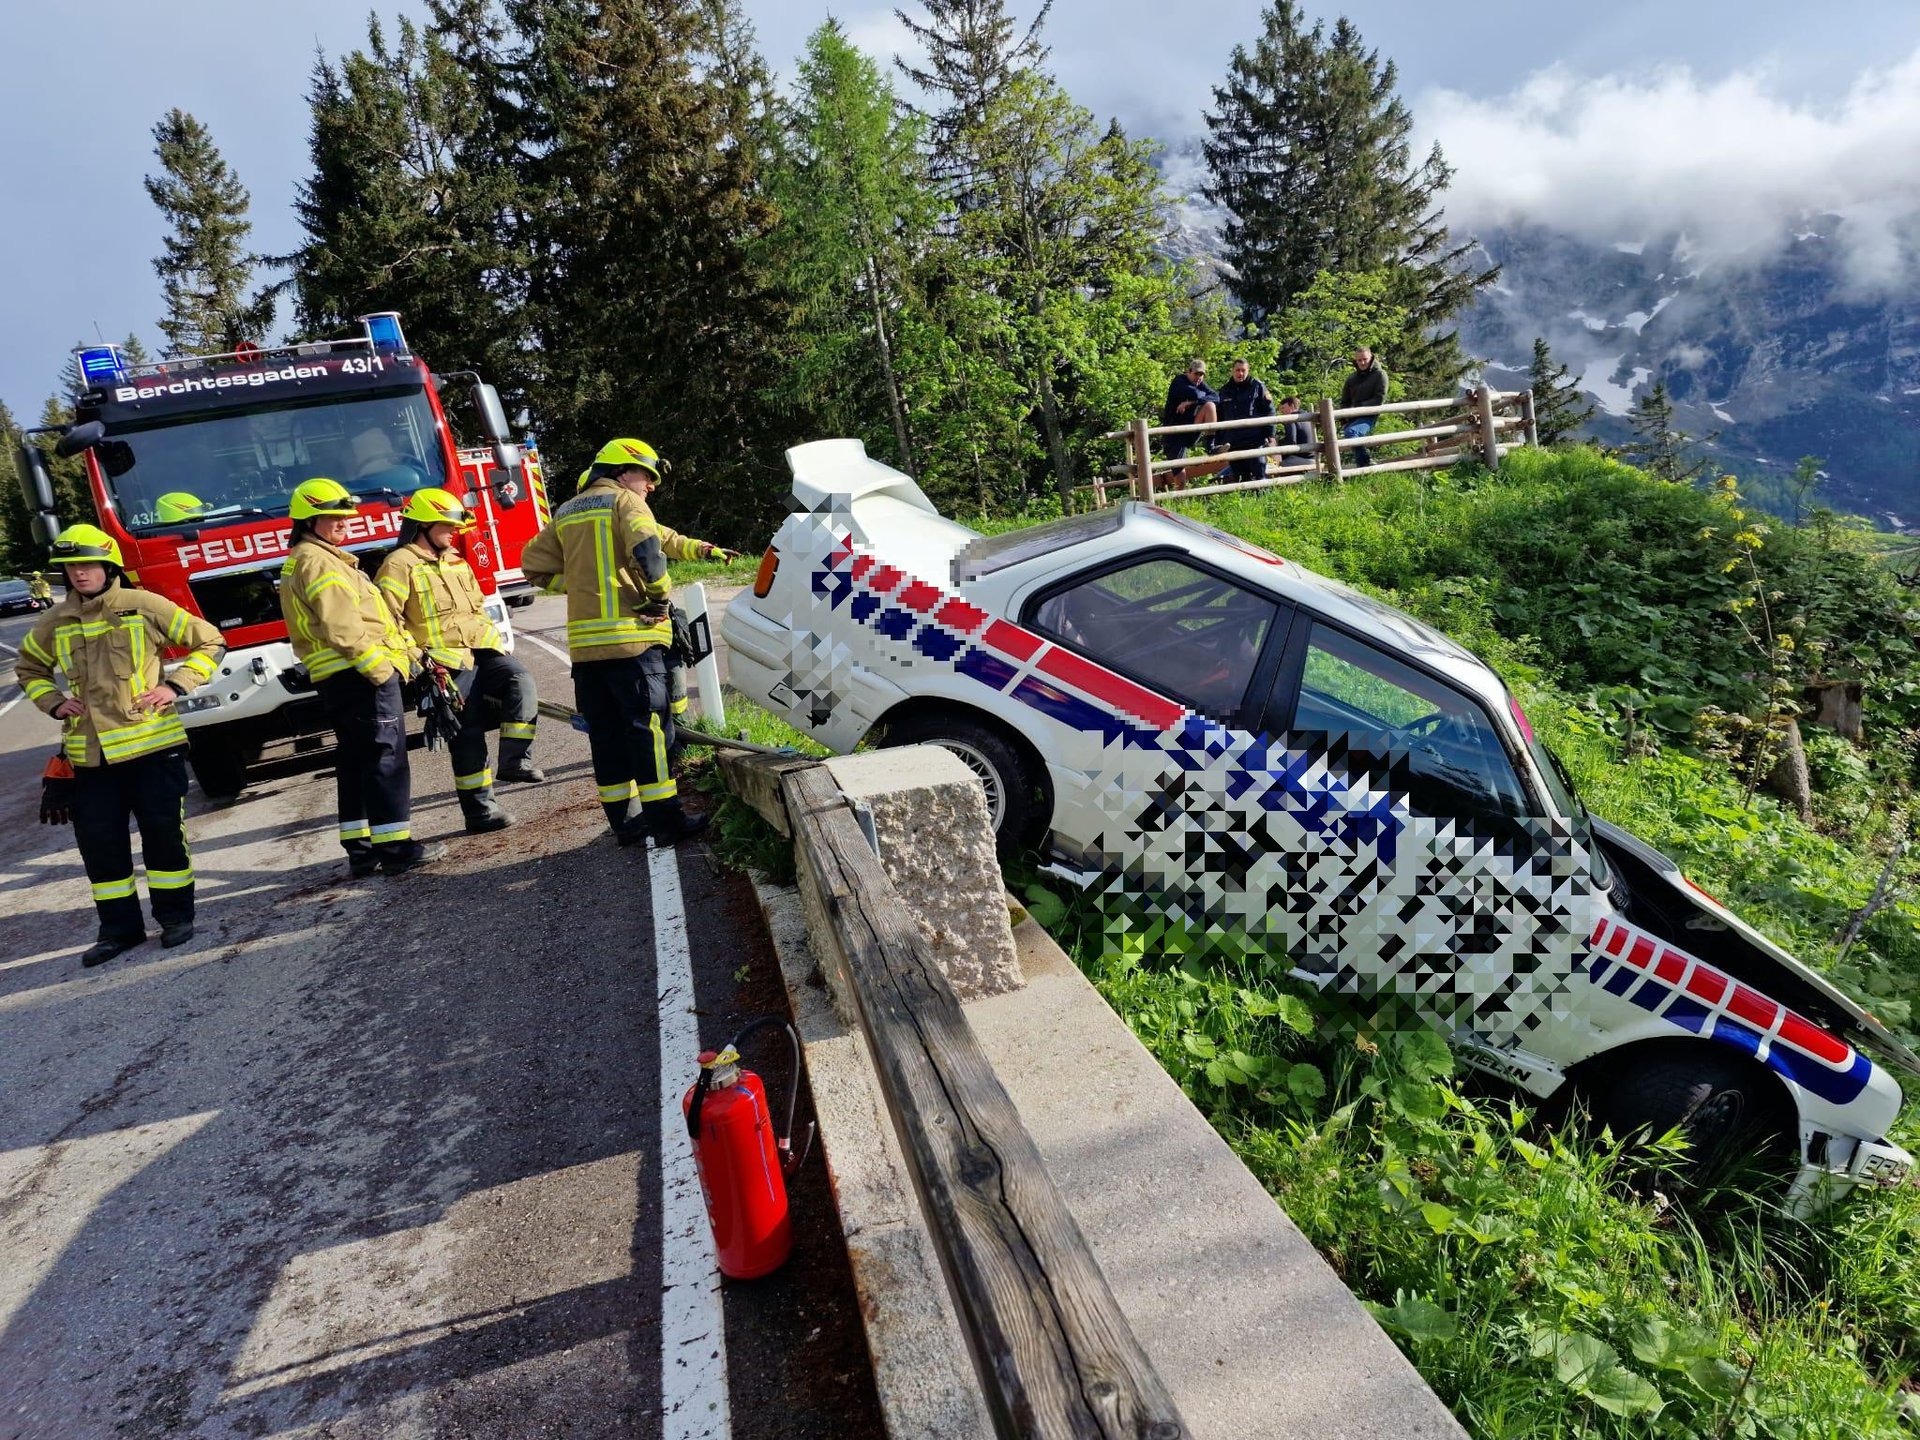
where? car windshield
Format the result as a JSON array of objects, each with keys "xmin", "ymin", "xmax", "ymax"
[{"xmin": 94, "ymin": 389, "xmax": 447, "ymax": 534}]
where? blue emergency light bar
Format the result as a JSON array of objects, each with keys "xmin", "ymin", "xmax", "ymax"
[
  {"xmin": 359, "ymin": 312, "xmax": 409, "ymax": 354},
  {"xmin": 76, "ymin": 345, "xmax": 127, "ymax": 384}
]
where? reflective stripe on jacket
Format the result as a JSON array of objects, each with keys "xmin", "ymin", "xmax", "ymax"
[
  {"xmin": 376, "ymin": 542, "xmax": 502, "ymax": 671},
  {"xmin": 15, "ymin": 579, "xmax": 225, "ymax": 767},
  {"xmin": 519, "ymin": 479, "xmax": 684, "ymax": 661},
  {"xmin": 281, "ymin": 537, "xmax": 412, "ymax": 684}
]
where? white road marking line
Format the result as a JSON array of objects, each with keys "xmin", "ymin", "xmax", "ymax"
[
  {"xmin": 517, "ymin": 628, "xmax": 573, "ymax": 668},
  {"xmin": 0, "ymin": 637, "xmax": 19, "ymax": 655},
  {"xmin": 0, "ymin": 686, "xmax": 25, "ymax": 720},
  {"xmin": 650, "ymin": 843, "xmax": 731, "ymax": 1440}
]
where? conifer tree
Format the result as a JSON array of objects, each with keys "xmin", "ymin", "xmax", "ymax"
[
  {"xmin": 896, "ymin": 0, "xmax": 1051, "ymax": 205},
  {"xmin": 1623, "ymin": 380, "xmax": 1713, "ymax": 484},
  {"xmin": 501, "ymin": 0, "xmax": 787, "ymax": 534},
  {"xmin": 1528, "ymin": 337, "xmax": 1595, "ymax": 445},
  {"xmin": 1201, "ymin": 3, "xmax": 1491, "ymax": 388},
  {"xmin": 145, "ymin": 110, "xmax": 272, "ymax": 354},
  {"xmin": 0, "ymin": 399, "xmax": 36, "ymax": 574},
  {"xmin": 764, "ymin": 21, "xmax": 934, "ymax": 472},
  {"xmin": 288, "ymin": 17, "xmax": 520, "ymax": 388}
]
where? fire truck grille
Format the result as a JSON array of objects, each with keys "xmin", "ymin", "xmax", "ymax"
[{"xmin": 188, "ymin": 565, "xmax": 283, "ymax": 632}]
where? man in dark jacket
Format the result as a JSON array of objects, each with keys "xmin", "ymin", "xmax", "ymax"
[
  {"xmin": 1158, "ymin": 360, "xmax": 1224, "ymax": 487},
  {"xmin": 1215, "ymin": 358, "xmax": 1275, "ymax": 480},
  {"xmin": 1337, "ymin": 348, "xmax": 1388, "ymax": 469}
]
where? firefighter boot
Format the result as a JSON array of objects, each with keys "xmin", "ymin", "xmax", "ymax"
[
  {"xmin": 459, "ymin": 786, "xmax": 514, "ymax": 834},
  {"xmin": 496, "ymin": 738, "xmax": 546, "ymax": 784},
  {"xmin": 603, "ymin": 800, "xmax": 637, "ymax": 838},
  {"xmin": 620, "ymin": 798, "xmax": 711, "ymax": 849},
  {"xmin": 379, "ymin": 840, "xmax": 450, "ymax": 877},
  {"xmin": 81, "ymin": 931, "xmax": 145, "ymax": 968}
]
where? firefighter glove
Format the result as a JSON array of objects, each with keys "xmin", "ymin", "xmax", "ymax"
[{"xmin": 40, "ymin": 754, "xmax": 75, "ymax": 826}]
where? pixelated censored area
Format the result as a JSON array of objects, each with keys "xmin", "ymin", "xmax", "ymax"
[{"xmin": 763, "ymin": 497, "xmax": 1609, "ymax": 1052}]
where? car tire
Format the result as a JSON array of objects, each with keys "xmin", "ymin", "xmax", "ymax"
[
  {"xmin": 189, "ymin": 736, "xmax": 249, "ymax": 802},
  {"xmin": 881, "ymin": 711, "xmax": 1046, "ymax": 855},
  {"xmin": 1586, "ymin": 1045, "xmax": 1793, "ymax": 1186}
]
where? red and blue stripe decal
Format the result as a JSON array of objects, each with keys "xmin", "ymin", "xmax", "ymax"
[
  {"xmin": 1587, "ymin": 917, "xmax": 1872, "ymax": 1105},
  {"xmin": 816, "ymin": 540, "xmax": 1401, "ymax": 856}
]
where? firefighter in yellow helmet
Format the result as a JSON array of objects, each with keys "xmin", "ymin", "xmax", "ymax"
[
  {"xmin": 520, "ymin": 438, "xmax": 737, "ymax": 846},
  {"xmin": 154, "ymin": 492, "xmax": 207, "ymax": 524},
  {"xmin": 15, "ymin": 524, "xmax": 226, "ymax": 966},
  {"xmin": 26, "ymin": 569, "xmax": 52, "ymax": 605},
  {"xmin": 377, "ymin": 487, "xmax": 543, "ymax": 834},
  {"xmin": 280, "ymin": 478, "xmax": 443, "ymax": 878}
]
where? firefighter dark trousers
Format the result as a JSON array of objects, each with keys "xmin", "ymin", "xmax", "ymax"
[
  {"xmin": 71, "ymin": 748, "xmax": 193, "ymax": 941},
  {"xmin": 573, "ymin": 648, "xmax": 676, "ymax": 831},
  {"xmin": 319, "ymin": 671, "xmax": 413, "ymax": 863},
  {"xmin": 448, "ymin": 649, "xmax": 538, "ymax": 791}
]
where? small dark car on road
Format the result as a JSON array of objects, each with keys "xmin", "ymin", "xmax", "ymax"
[{"xmin": 0, "ymin": 577, "xmax": 49, "ymax": 616}]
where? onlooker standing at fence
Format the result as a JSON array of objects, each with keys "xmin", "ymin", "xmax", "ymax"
[
  {"xmin": 1338, "ymin": 348, "xmax": 1389, "ymax": 469},
  {"xmin": 1215, "ymin": 358, "xmax": 1275, "ymax": 481},
  {"xmin": 1159, "ymin": 360, "xmax": 1225, "ymax": 487}
]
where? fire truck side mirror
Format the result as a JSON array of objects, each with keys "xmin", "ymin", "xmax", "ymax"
[
  {"xmin": 470, "ymin": 381, "xmax": 523, "ymax": 483},
  {"xmin": 55, "ymin": 421, "xmax": 105, "ymax": 457},
  {"xmin": 14, "ymin": 438, "xmax": 60, "ymax": 545}
]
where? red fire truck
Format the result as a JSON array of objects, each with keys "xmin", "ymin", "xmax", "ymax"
[{"xmin": 12, "ymin": 313, "xmax": 552, "ymax": 799}]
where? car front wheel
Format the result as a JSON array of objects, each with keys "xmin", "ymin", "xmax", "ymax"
[
  {"xmin": 1585, "ymin": 1046, "xmax": 1794, "ymax": 1188},
  {"xmin": 880, "ymin": 711, "xmax": 1045, "ymax": 854}
]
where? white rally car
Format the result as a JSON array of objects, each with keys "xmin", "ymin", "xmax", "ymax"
[{"xmin": 723, "ymin": 439, "xmax": 1918, "ymax": 1207}]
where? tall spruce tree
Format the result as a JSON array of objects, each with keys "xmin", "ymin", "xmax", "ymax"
[
  {"xmin": 1527, "ymin": 337, "xmax": 1595, "ymax": 445},
  {"xmin": 1622, "ymin": 380, "xmax": 1713, "ymax": 484},
  {"xmin": 763, "ymin": 22, "xmax": 934, "ymax": 472},
  {"xmin": 503, "ymin": 0, "xmax": 787, "ymax": 535},
  {"xmin": 288, "ymin": 17, "xmax": 523, "ymax": 397},
  {"xmin": 1201, "ymin": 4, "xmax": 1491, "ymax": 388},
  {"xmin": 895, "ymin": 0, "xmax": 1051, "ymax": 205},
  {"xmin": 145, "ymin": 110, "xmax": 272, "ymax": 354}
]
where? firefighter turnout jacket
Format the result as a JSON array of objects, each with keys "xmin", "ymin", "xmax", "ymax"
[
  {"xmin": 520, "ymin": 478, "xmax": 679, "ymax": 660},
  {"xmin": 16, "ymin": 579, "xmax": 224, "ymax": 767},
  {"xmin": 282, "ymin": 536, "xmax": 414, "ymax": 685},
  {"xmin": 376, "ymin": 542, "xmax": 503, "ymax": 671}
]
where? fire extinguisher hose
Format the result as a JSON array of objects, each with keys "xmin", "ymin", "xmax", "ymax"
[{"xmin": 686, "ymin": 1015, "xmax": 815, "ymax": 1173}]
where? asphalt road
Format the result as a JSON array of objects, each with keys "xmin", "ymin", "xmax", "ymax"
[{"xmin": 0, "ymin": 593, "xmax": 883, "ymax": 1440}]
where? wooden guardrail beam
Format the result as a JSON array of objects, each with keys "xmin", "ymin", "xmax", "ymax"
[{"xmin": 772, "ymin": 760, "xmax": 1188, "ymax": 1440}]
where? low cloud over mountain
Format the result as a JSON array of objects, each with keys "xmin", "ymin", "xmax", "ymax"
[{"xmin": 1419, "ymin": 51, "xmax": 1920, "ymax": 293}]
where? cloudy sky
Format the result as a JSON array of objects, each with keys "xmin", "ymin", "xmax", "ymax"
[{"xmin": 3, "ymin": 1, "xmax": 1918, "ymax": 415}]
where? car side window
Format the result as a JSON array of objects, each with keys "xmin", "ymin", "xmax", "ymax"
[
  {"xmin": 1288, "ymin": 622, "xmax": 1531, "ymax": 819},
  {"xmin": 1032, "ymin": 556, "xmax": 1279, "ymax": 724}
]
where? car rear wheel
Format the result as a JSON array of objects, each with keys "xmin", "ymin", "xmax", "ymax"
[{"xmin": 880, "ymin": 711, "xmax": 1045, "ymax": 854}]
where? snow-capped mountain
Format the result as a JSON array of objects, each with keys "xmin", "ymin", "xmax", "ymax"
[{"xmin": 1465, "ymin": 223, "xmax": 1920, "ymax": 526}]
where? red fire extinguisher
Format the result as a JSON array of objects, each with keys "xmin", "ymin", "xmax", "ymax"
[{"xmin": 682, "ymin": 1016, "xmax": 813, "ymax": 1280}]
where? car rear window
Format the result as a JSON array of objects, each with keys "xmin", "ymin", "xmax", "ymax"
[{"xmin": 953, "ymin": 509, "xmax": 1125, "ymax": 582}]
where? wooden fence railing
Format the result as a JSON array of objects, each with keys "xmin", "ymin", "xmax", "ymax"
[
  {"xmin": 1082, "ymin": 385, "xmax": 1538, "ymax": 507},
  {"xmin": 718, "ymin": 749, "xmax": 1190, "ymax": 1440}
]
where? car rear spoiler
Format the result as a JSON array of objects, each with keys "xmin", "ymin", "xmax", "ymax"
[{"xmin": 785, "ymin": 439, "xmax": 938, "ymax": 517}]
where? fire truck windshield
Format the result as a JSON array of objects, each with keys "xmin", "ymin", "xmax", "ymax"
[{"xmin": 95, "ymin": 388, "xmax": 448, "ymax": 534}]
